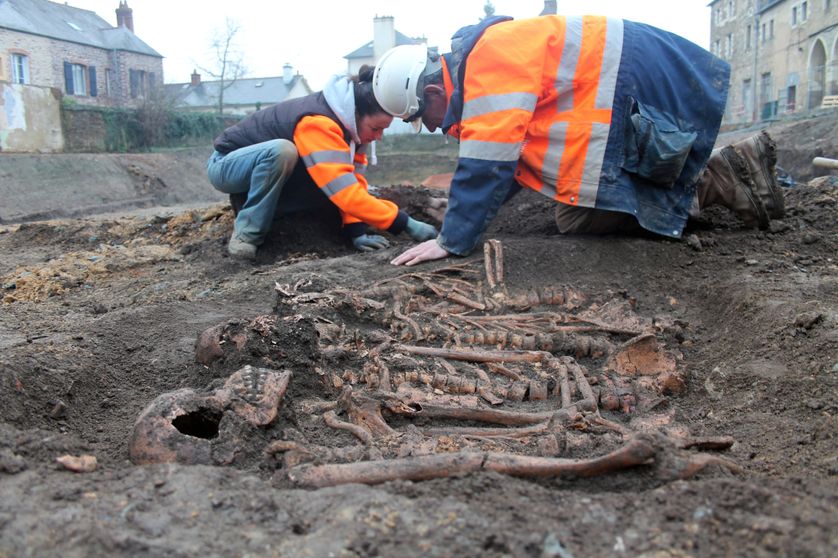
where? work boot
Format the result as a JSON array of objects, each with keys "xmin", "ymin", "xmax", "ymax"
[
  {"xmin": 695, "ymin": 145, "xmax": 770, "ymax": 229},
  {"xmin": 228, "ymin": 231, "xmax": 257, "ymax": 260},
  {"xmin": 733, "ymin": 130, "xmax": 785, "ymax": 219}
]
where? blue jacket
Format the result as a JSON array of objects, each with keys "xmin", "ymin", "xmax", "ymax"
[{"xmin": 437, "ymin": 16, "xmax": 730, "ymax": 255}]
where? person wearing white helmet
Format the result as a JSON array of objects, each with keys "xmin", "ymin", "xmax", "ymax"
[
  {"xmin": 208, "ymin": 66, "xmax": 439, "ymax": 261},
  {"xmin": 372, "ymin": 44, "xmax": 444, "ymax": 134},
  {"xmin": 373, "ymin": 15, "xmax": 784, "ymax": 267}
]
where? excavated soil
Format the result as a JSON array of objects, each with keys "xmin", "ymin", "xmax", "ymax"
[{"xmin": 0, "ymin": 116, "xmax": 837, "ymax": 557}]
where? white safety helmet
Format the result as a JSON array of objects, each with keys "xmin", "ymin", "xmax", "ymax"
[{"xmin": 373, "ymin": 45, "xmax": 429, "ymax": 133}]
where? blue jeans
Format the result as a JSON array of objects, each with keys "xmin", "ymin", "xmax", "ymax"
[{"xmin": 206, "ymin": 139, "xmax": 298, "ymax": 245}]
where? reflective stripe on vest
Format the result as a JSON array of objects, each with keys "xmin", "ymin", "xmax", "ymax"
[
  {"xmin": 460, "ymin": 139, "xmax": 522, "ymax": 161},
  {"xmin": 321, "ymin": 173, "xmax": 357, "ymax": 198},
  {"xmin": 463, "ymin": 92, "xmax": 538, "ymax": 121},
  {"xmin": 302, "ymin": 149, "xmax": 352, "ymax": 167},
  {"xmin": 540, "ymin": 16, "xmax": 623, "ymax": 205},
  {"xmin": 302, "ymin": 148, "xmax": 359, "ymax": 196},
  {"xmin": 460, "ymin": 92, "xmax": 537, "ymax": 161}
]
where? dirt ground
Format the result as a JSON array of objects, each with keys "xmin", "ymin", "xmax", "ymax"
[{"xmin": 0, "ymin": 115, "xmax": 836, "ymax": 557}]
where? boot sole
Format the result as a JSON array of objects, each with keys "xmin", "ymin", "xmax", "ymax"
[
  {"xmin": 741, "ymin": 132, "xmax": 785, "ymax": 219},
  {"xmin": 721, "ymin": 146, "xmax": 770, "ymax": 230}
]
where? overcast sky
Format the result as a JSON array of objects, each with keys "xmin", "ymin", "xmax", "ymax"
[{"xmin": 64, "ymin": 0, "xmax": 712, "ymax": 89}]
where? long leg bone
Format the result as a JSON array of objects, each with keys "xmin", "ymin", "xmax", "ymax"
[
  {"xmin": 420, "ymin": 421, "xmax": 553, "ymax": 439},
  {"xmin": 288, "ymin": 436, "xmax": 656, "ymax": 487}
]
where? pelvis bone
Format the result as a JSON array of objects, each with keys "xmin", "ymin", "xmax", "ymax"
[{"xmin": 129, "ymin": 365, "xmax": 291, "ymax": 465}]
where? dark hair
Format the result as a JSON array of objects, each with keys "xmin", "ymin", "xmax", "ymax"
[{"xmin": 351, "ymin": 64, "xmax": 386, "ymax": 118}]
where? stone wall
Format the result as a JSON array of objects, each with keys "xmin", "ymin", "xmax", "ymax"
[
  {"xmin": 61, "ymin": 107, "xmax": 108, "ymax": 152},
  {"xmin": 0, "ymin": 82, "xmax": 63, "ymax": 153}
]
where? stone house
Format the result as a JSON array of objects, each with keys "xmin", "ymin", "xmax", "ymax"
[
  {"xmin": 343, "ymin": 16, "xmax": 428, "ymax": 77},
  {"xmin": 710, "ymin": 0, "xmax": 838, "ymax": 124},
  {"xmin": 164, "ymin": 64, "xmax": 312, "ymax": 116},
  {"xmin": 0, "ymin": 0, "xmax": 163, "ymax": 108}
]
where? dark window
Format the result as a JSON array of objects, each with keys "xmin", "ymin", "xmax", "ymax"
[
  {"xmin": 89, "ymin": 66, "xmax": 97, "ymax": 97},
  {"xmin": 129, "ymin": 69, "xmax": 147, "ymax": 98}
]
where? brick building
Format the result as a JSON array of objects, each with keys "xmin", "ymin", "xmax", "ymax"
[
  {"xmin": 710, "ymin": 0, "xmax": 838, "ymax": 124},
  {"xmin": 0, "ymin": 0, "xmax": 163, "ymax": 108}
]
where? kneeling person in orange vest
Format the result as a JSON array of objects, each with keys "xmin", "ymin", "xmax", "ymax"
[
  {"xmin": 207, "ymin": 65, "xmax": 438, "ymax": 260},
  {"xmin": 372, "ymin": 15, "xmax": 784, "ymax": 267}
]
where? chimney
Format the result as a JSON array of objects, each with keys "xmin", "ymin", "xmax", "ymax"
[
  {"xmin": 190, "ymin": 70, "xmax": 201, "ymax": 87},
  {"xmin": 540, "ymin": 0, "xmax": 557, "ymax": 15},
  {"xmin": 116, "ymin": 1, "xmax": 134, "ymax": 32},
  {"xmin": 373, "ymin": 15, "xmax": 396, "ymax": 61},
  {"xmin": 282, "ymin": 63, "xmax": 293, "ymax": 85}
]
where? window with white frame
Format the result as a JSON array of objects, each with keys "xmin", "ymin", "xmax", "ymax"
[
  {"xmin": 11, "ymin": 53, "xmax": 29, "ymax": 84},
  {"xmin": 802, "ymin": 1, "xmax": 808, "ymax": 20},
  {"xmin": 726, "ymin": 34, "xmax": 733, "ymax": 58},
  {"xmin": 746, "ymin": 24, "xmax": 752, "ymax": 50},
  {"xmin": 71, "ymin": 63, "xmax": 87, "ymax": 95},
  {"xmin": 827, "ymin": 0, "xmax": 832, "ymax": 13},
  {"xmin": 64, "ymin": 62, "xmax": 97, "ymax": 96}
]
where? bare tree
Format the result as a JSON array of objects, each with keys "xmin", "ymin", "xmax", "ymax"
[
  {"xmin": 481, "ymin": 0, "xmax": 496, "ymax": 21},
  {"xmin": 135, "ymin": 83, "xmax": 176, "ymax": 148},
  {"xmin": 198, "ymin": 18, "xmax": 248, "ymax": 115}
]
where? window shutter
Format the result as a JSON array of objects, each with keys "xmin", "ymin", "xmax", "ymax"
[
  {"xmin": 64, "ymin": 61, "xmax": 74, "ymax": 95},
  {"xmin": 89, "ymin": 66, "xmax": 97, "ymax": 97}
]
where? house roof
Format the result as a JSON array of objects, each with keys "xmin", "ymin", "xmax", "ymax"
[
  {"xmin": 707, "ymin": 0, "xmax": 786, "ymax": 9},
  {"xmin": 164, "ymin": 75, "xmax": 311, "ymax": 109},
  {"xmin": 344, "ymin": 30, "xmax": 422, "ymax": 59},
  {"xmin": 0, "ymin": 0, "xmax": 161, "ymax": 57},
  {"xmin": 758, "ymin": 0, "xmax": 786, "ymax": 13}
]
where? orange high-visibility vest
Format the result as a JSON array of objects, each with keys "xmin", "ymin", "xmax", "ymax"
[
  {"xmin": 437, "ymin": 15, "xmax": 728, "ymax": 255},
  {"xmin": 452, "ymin": 15, "xmax": 622, "ymax": 206},
  {"xmin": 294, "ymin": 115, "xmax": 398, "ymax": 230}
]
